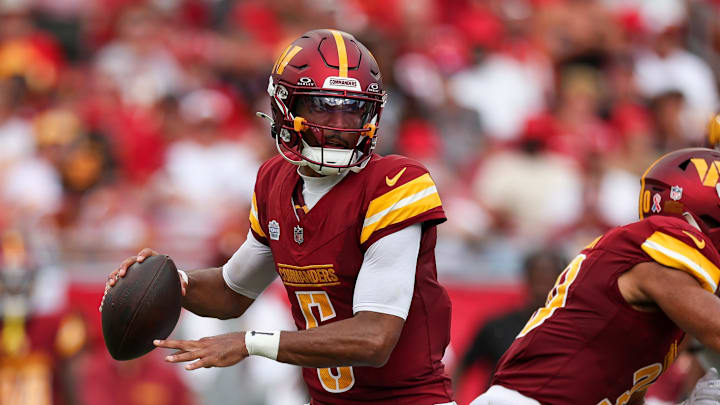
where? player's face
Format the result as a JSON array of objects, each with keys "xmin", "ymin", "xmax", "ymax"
[{"xmin": 294, "ymin": 96, "xmax": 369, "ymax": 149}]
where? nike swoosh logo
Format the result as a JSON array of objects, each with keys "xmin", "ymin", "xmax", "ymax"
[
  {"xmin": 386, "ymin": 167, "xmax": 407, "ymax": 187},
  {"xmin": 683, "ymin": 230, "xmax": 706, "ymax": 249}
]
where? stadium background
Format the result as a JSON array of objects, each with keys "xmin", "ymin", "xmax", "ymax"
[{"xmin": 1, "ymin": 0, "xmax": 719, "ymax": 404}]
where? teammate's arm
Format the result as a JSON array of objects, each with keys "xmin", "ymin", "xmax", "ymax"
[
  {"xmin": 619, "ymin": 262, "xmax": 720, "ymax": 405},
  {"xmin": 156, "ymin": 224, "xmax": 421, "ymax": 370},
  {"xmin": 618, "ymin": 261, "xmax": 720, "ymax": 353}
]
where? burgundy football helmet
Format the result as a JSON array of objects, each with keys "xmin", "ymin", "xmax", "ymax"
[
  {"xmin": 640, "ymin": 148, "xmax": 720, "ymax": 250},
  {"xmin": 260, "ymin": 29, "xmax": 386, "ymax": 175},
  {"xmin": 708, "ymin": 114, "xmax": 720, "ymax": 150}
]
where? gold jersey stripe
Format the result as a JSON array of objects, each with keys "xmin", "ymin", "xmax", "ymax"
[
  {"xmin": 365, "ymin": 173, "xmax": 436, "ymax": 221},
  {"xmin": 283, "ymin": 281, "xmax": 341, "ymax": 288},
  {"xmin": 278, "ymin": 263, "xmax": 333, "ymax": 270},
  {"xmin": 277, "ymin": 45, "xmax": 302, "ymax": 75},
  {"xmin": 330, "ymin": 30, "xmax": 348, "ymax": 77},
  {"xmin": 249, "ymin": 192, "xmax": 266, "ymax": 238},
  {"xmin": 641, "ymin": 231, "xmax": 720, "ymax": 293},
  {"xmin": 361, "ymin": 191, "xmax": 441, "ymax": 243}
]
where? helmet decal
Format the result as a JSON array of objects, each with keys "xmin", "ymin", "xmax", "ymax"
[
  {"xmin": 297, "ymin": 77, "xmax": 316, "ymax": 87},
  {"xmin": 690, "ymin": 158, "xmax": 720, "ymax": 187},
  {"xmin": 322, "ymin": 77, "xmax": 361, "ymax": 91}
]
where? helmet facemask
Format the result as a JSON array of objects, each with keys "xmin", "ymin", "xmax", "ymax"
[{"xmin": 271, "ymin": 81, "xmax": 382, "ymax": 175}]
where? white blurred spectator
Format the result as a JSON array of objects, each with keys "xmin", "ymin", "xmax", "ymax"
[
  {"xmin": 472, "ymin": 146, "xmax": 583, "ymax": 240},
  {"xmin": 449, "ymin": 53, "xmax": 548, "ymax": 141},
  {"xmin": 0, "ymin": 116, "xmax": 33, "ymax": 165},
  {"xmin": 596, "ymin": 167, "xmax": 641, "ymax": 227},
  {"xmin": 94, "ymin": 6, "xmax": 184, "ymax": 107},
  {"xmin": 154, "ymin": 89, "xmax": 260, "ymax": 239},
  {"xmin": 602, "ymin": 0, "xmax": 687, "ymax": 34},
  {"xmin": 2, "ymin": 156, "xmax": 62, "ymax": 216},
  {"xmin": 634, "ymin": 28, "xmax": 719, "ymax": 143}
]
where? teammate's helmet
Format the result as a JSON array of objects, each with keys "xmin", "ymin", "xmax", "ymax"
[
  {"xmin": 708, "ymin": 114, "xmax": 720, "ymax": 150},
  {"xmin": 639, "ymin": 148, "xmax": 720, "ymax": 250},
  {"xmin": 264, "ymin": 29, "xmax": 386, "ymax": 175}
]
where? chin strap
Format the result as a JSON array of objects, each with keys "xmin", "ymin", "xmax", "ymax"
[{"xmin": 683, "ymin": 212, "xmax": 702, "ymax": 231}]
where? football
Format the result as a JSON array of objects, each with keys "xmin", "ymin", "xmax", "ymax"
[{"xmin": 101, "ymin": 254, "xmax": 182, "ymax": 360}]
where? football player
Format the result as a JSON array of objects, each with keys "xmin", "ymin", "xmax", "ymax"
[
  {"xmin": 471, "ymin": 147, "xmax": 720, "ymax": 404},
  {"xmin": 106, "ymin": 29, "xmax": 455, "ymax": 405}
]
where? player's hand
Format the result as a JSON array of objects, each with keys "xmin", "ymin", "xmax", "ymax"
[
  {"xmin": 101, "ymin": 249, "xmax": 186, "ymax": 313},
  {"xmin": 107, "ymin": 248, "xmax": 159, "ymax": 287},
  {"xmin": 682, "ymin": 368, "xmax": 720, "ymax": 404},
  {"xmin": 154, "ymin": 333, "xmax": 249, "ymax": 370},
  {"xmin": 105, "ymin": 248, "xmax": 187, "ymax": 295}
]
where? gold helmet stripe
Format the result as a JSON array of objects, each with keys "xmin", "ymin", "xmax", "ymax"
[
  {"xmin": 277, "ymin": 46, "xmax": 302, "ymax": 75},
  {"xmin": 330, "ymin": 30, "xmax": 348, "ymax": 77},
  {"xmin": 273, "ymin": 45, "xmax": 292, "ymax": 74}
]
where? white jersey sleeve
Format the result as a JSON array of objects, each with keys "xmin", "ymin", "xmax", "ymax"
[
  {"xmin": 222, "ymin": 230, "xmax": 277, "ymax": 299},
  {"xmin": 352, "ymin": 223, "xmax": 421, "ymax": 320}
]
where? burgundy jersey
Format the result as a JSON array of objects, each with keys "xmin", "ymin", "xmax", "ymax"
[
  {"xmin": 493, "ymin": 215, "xmax": 720, "ymax": 405},
  {"xmin": 249, "ymin": 154, "xmax": 453, "ymax": 404}
]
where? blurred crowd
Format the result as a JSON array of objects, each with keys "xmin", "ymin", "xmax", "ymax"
[
  {"xmin": 2, "ymin": 0, "xmax": 720, "ymax": 280},
  {"xmin": 3, "ymin": 0, "xmax": 720, "ymax": 404}
]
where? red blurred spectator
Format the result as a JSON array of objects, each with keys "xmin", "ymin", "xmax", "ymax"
[
  {"xmin": 0, "ymin": 8, "xmax": 64, "ymax": 94},
  {"xmin": 77, "ymin": 350, "xmax": 197, "ymax": 405}
]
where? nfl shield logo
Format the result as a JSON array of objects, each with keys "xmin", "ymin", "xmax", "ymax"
[
  {"xmin": 294, "ymin": 225, "xmax": 304, "ymax": 245},
  {"xmin": 670, "ymin": 185, "xmax": 683, "ymax": 201},
  {"xmin": 268, "ymin": 220, "xmax": 280, "ymax": 240}
]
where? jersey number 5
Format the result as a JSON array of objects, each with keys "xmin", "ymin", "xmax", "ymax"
[
  {"xmin": 296, "ymin": 291, "xmax": 355, "ymax": 393},
  {"xmin": 517, "ymin": 254, "xmax": 587, "ymax": 338}
]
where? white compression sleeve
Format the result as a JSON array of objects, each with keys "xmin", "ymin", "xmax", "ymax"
[
  {"xmin": 352, "ymin": 223, "xmax": 421, "ymax": 320},
  {"xmin": 222, "ymin": 230, "xmax": 277, "ymax": 299}
]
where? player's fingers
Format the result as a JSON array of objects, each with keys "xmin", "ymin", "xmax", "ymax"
[
  {"xmin": 166, "ymin": 350, "xmax": 201, "ymax": 363},
  {"xmin": 154, "ymin": 339, "xmax": 197, "ymax": 350},
  {"xmin": 185, "ymin": 357, "xmax": 214, "ymax": 370},
  {"xmin": 118, "ymin": 257, "xmax": 138, "ymax": 276},
  {"xmin": 107, "ymin": 270, "xmax": 119, "ymax": 286},
  {"xmin": 136, "ymin": 248, "xmax": 158, "ymax": 262}
]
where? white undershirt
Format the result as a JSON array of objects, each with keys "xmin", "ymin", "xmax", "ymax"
[{"xmin": 222, "ymin": 173, "xmax": 421, "ymax": 320}]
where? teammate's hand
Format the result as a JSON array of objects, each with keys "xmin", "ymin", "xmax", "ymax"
[
  {"xmin": 682, "ymin": 368, "xmax": 720, "ymax": 405},
  {"xmin": 154, "ymin": 333, "xmax": 249, "ymax": 370}
]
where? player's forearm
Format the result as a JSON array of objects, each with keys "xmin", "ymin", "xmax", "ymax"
[
  {"xmin": 183, "ymin": 267, "xmax": 253, "ymax": 319},
  {"xmin": 275, "ymin": 311, "xmax": 404, "ymax": 368}
]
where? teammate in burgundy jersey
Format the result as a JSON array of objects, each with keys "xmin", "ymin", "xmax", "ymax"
[
  {"xmin": 472, "ymin": 148, "xmax": 720, "ymax": 405},
  {"xmin": 107, "ymin": 29, "xmax": 454, "ymax": 404}
]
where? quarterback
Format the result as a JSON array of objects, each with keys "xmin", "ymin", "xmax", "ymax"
[
  {"xmin": 472, "ymin": 147, "xmax": 720, "ymax": 405},
  {"xmin": 106, "ymin": 29, "xmax": 454, "ymax": 405}
]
